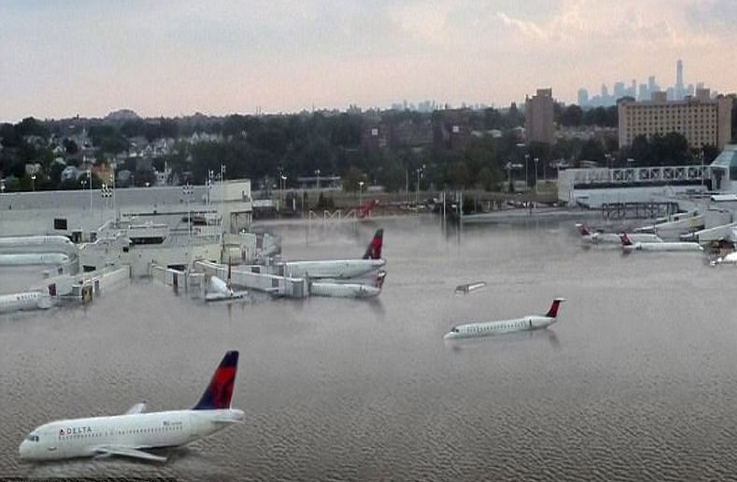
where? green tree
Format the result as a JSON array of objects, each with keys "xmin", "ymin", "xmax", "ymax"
[
  {"xmin": 342, "ymin": 166, "xmax": 367, "ymax": 192},
  {"xmin": 477, "ymin": 167, "xmax": 494, "ymax": 191},
  {"xmin": 451, "ymin": 161, "xmax": 469, "ymax": 188}
]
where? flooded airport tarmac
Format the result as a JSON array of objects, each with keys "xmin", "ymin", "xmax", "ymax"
[{"xmin": 3, "ymin": 216, "xmax": 737, "ymax": 481}]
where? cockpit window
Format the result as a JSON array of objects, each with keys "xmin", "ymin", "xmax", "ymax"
[
  {"xmin": 451, "ymin": 327, "xmax": 459, "ymax": 333},
  {"xmin": 26, "ymin": 435, "xmax": 40, "ymax": 442}
]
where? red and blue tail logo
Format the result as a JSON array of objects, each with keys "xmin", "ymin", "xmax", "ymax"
[
  {"xmin": 545, "ymin": 298, "xmax": 566, "ymax": 318},
  {"xmin": 193, "ymin": 351, "xmax": 239, "ymax": 410},
  {"xmin": 362, "ymin": 229, "xmax": 383, "ymax": 260},
  {"xmin": 619, "ymin": 233, "xmax": 633, "ymax": 246}
]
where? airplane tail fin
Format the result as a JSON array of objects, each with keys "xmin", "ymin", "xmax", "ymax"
[
  {"xmin": 545, "ymin": 298, "xmax": 566, "ymax": 318},
  {"xmin": 362, "ymin": 229, "xmax": 383, "ymax": 260},
  {"xmin": 193, "ymin": 351, "xmax": 239, "ymax": 410},
  {"xmin": 619, "ymin": 233, "xmax": 632, "ymax": 246},
  {"xmin": 575, "ymin": 223, "xmax": 590, "ymax": 236}
]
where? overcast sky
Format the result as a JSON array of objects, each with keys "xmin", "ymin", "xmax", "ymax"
[{"xmin": 1, "ymin": 0, "xmax": 735, "ymax": 121}]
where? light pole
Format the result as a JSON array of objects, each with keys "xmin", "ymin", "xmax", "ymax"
[
  {"xmin": 281, "ymin": 174, "xmax": 287, "ymax": 211},
  {"xmin": 700, "ymin": 150, "xmax": 705, "ymax": 190},
  {"xmin": 505, "ymin": 162, "xmax": 513, "ymax": 192},
  {"xmin": 182, "ymin": 183, "xmax": 193, "ymax": 241},
  {"xmin": 31, "ymin": 174, "xmax": 36, "ymax": 192},
  {"xmin": 534, "ymin": 157, "xmax": 539, "ymax": 194},
  {"xmin": 314, "ymin": 169, "xmax": 321, "ymax": 190},
  {"xmin": 415, "ymin": 164, "xmax": 424, "ymax": 204},
  {"xmin": 110, "ymin": 169, "xmax": 116, "ymax": 222},
  {"xmin": 101, "ymin": 183, "xmax": 112, "ymax": 225},
  {"xmin": 88, "ymin": 169, "xmax": 92, "ymax": 212},
  {"xmin": 358, "ymin": 180, "xmax": 364, "ymax": 207}
]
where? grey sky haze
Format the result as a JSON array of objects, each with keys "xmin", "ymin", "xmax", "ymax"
[{"xmin": 1, "ymin": 0, "xmax": 735, "ymax": 121}]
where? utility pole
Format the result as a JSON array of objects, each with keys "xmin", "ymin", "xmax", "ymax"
[
  {"xmin": 183, "ymin": 183, "xmax": 193, "ymax": 242},
  {"xmin": 88, "ymin": 169, "xmax": 92, "ymax": 212}
]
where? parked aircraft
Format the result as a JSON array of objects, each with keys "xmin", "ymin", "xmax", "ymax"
[
  {"xmin": 205, "ymin": 262, "xmax": 247, "ymax": 302},
  {"xmin": 0, "ymin": 253, "xmax": 69, "ymax": 266},
  {"xmin": 444, "ymin": 298, "xmax": 565, "ymax": 340},
  {"xmin": 282, "ymin": 229, "xmax": 385, "ymax": 279},
  {"xmin": 576, "ymin": 223, "xmax": 662, "ymax": 245},
  {"xmin": 0, "ymin": 291, "xmax": 52, "ymax": 314},
  {"xmin": 619, "ymin": 233, "xmax": 703, "ymax": 252},
  {"xmin": 19, "ymin": 351, "xmax": 243, "ymax": 462},
  {"xmin": 310, "ymin": 270, "xmax": 387, "ymax": 298}
]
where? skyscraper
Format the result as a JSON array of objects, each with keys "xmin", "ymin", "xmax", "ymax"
[
  {"xmin": 577, "ymin": 88, "xmax": 589, "ymax": 106},
  {"xmin": 675, "ymin": 59, "xmax": 685, "ymax": 101},
  {"xmin": 525, "ymin": 88, "xmax": 555, "ymax": 145}
]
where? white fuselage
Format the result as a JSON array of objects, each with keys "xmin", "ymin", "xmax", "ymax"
[
  {"xmin": 0, "ymin": 291, "xmax": 52, "ymax": 314},
  {"xmin": 444, "ymin": 315, "xmax": 556, "ymax": 340},
  {"xmin": 584, "ymin": 233, "xmax": 662, "ymax": 245},
  {"xmin": 284, "ymin": 259, "xmax": 385, "ymax": 280},
  {"xmin": 0, "ymin": 235, "xmax": 76, "ymax": 255},
  {"xmin": 624, "ymin": 242, "xmax": 703, "ymax": 252},
  {"xmin": 204, "ymin": 276, "xmax": 247, "ymax": 302},
  {"xmin": 714, "ymin": 251, "xmax": 737, "ymax": 265},
  {"xmin": 0, "ymin": 253, "xmax": 70, "ymax": 266},
  {"xmin": 18, "ymin": 409, "xmax": 244, "ymax": 461},
  {"xmin": 309, "ymin": 281, "xmax": 380, "ymax": 298}
]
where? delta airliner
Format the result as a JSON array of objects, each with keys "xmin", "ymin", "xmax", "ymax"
[{"xmin": 19, "ymin": 351, "xmax": 243, "ymax": 463}]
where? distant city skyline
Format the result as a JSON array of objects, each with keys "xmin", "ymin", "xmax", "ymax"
[
  {"xmin": 577, "ymin": 59, "xmax": 712, "ymax": 108},
  {"xmin": 1, "ymin": 0, "xmax": 736, "ymax": 122}
]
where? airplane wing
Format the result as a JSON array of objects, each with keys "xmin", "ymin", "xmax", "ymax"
[
  {"xmin": 124, "ymin": 401, "xmax": 147, "ymax": 415},
  {"xmin": 94, "ymin": 445, "xmax": 167, "ymax": 463}
]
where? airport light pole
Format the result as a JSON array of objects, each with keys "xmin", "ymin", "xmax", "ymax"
[
  {"xmin": 358, "ymin": 180, "xmax": 364, "ymax": 207},
  {"xmin": 314, "ymin": 169, "xmax": 321, "ymax": 190},
  {"xmin": 534, "ymin": 158, "xmax": 539, "ymax": 194},
  {"xmin": 415, "ymin": 164, "xmax": 424, "ymax": 204},
  {"xmin": 182, "ymin": 183, "xmax": 193, "ymax": 241},
  {"xmin": 88, "ymin": 169, "xmax": 93, "ymax": 212},
  {"xmin": 31, "ymin": 174, "xmax": 36, "ymax": 191},
  {"xmin": 505, "ymin": 162, "xmax": 513, "ymax": 192},
  {"xmin": 110, "ymin": 170, "xmax": 117, "ymax": 222}
]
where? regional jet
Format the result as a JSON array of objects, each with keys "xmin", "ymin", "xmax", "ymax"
[
  {"xmin": 281, "ymin": 229, "xmax": 385, "ymax": 279},
  {"xmin": 444, "ymin": 298, "xmax": 565, "ymax": 340},
  {"xmin": 619, "ymin": 233, "xmax": 703, "ymax": 252},
  {"xmin": 19, "ymin": 351, "xmax": 243, "ymax": 462},
  {"xmin": 576, "ymin": 223, "xmax": 662, "ymax": 245}
]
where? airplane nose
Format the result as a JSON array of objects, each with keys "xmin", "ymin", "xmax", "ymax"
[
  {"xmin": 233, "ymin": 409, "xmax": 245, "ymax": 421},
  {"xmin": 19, "ymin": 440, "xmax": 29, "ymax": 460}
]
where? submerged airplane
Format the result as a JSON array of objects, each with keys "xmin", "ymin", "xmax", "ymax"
[
  {"xmin": 444, "ymin": 298, "xmax": 566, "ymax": 340},
  {"xmin": 576, "ymin": 223, "xmax": 662, "ymax": 245},
  {"xmin": 205, "ymin": 263, "xmax": 247, "ymax": 302},
  {"xmin": 711, "ymin": 251, "xmax": 737, "ymax": 266},
  {"xmin": 619, "ymin": 233, "xmax": 703, "ymax": 252},
  {"xmin": 0, "ymin": 291, "xmax": 52, "ymax": 314},
  {"xmin": 0, "ymin": 253, "xmax": 70, "ymax": 266},
  {"xmin": 310, "ymin": 270, "xmax": 387, "ymax": 298},
  {"xmin": 281, "ymin": 229, "xmax": 385, "ymax": 279},
  {"xmin": 19, "ymin": 351, "xmax": 243, "ymax": 463}
]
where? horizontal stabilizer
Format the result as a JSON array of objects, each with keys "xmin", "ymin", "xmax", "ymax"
[
  {"xmin": 124, "ymin": 401, "xmax": 147, "ymax": 415},
  {"xmin": 94, "ymin": 445, "xmax": 167, "ymax": 463}
]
